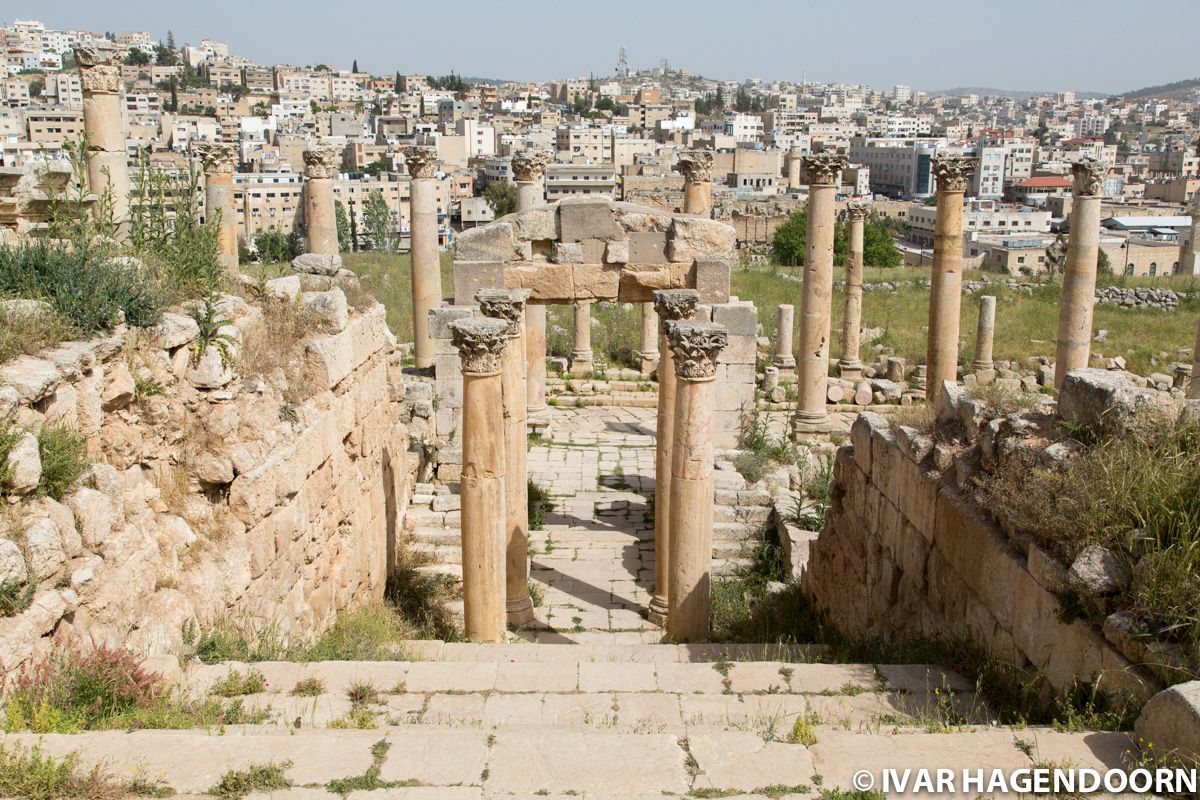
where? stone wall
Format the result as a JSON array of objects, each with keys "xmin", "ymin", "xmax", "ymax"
[
  {"xmin": 0, "ymin": 283, "xmax": 416, "ymax": 671},
  {"xmin": 804, "ymin": 407, "xmax": 1157, "ymax": 699}
]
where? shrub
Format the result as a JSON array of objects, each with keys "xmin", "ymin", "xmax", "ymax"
[
  {"xmin": 0, "ymin": 578, "xmax": 36, "ymax": 618},
  {"xmin": 0, "ymin": 304, "xmax": 76, "ymax": 364},
  {"xmin": 129, "ymin": 160, "xmax": 222, "ymax": 295},
  {"xmin": 0, "ymin": 743, "xmax": 122, "ymax": 800},
  {"xmin": 289, "ymin": 677, "xmax": 325, "ymax": 697},
  {"xmin": 208, "ymin": 668, "xmax": 268, "ymax": 697},
  {"xmin": 528, "ymin": 480, "xmax": 555, "ymax": 531},
  {"xmin": 237, "ymin": 296, "xmax": 328, "ymax": 404},
  {"xmin": 36, "ymin": 425, "xmax": 87, "ymax": 500},
  {"xmin": 0, "ymin": 416, "xmax": 20, "ymax": 487},
  {"xmin": 253, "ymin": 231, "xmax": 303, "ymax": 264},
  {"xmin": 208, "ymin": 761, "xmax": 291, "ymax": 799}
]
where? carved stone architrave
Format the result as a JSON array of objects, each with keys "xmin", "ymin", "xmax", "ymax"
[
  {"xmin": 510, "ymin": 152, "xmax": 550, "ymax": 182},
  {"xmin": 450, "ymin": 317, "xmax": 510, "ymax": 374},
  {"xmin": 845, "ymin": 200, "xmax": 869, "ymax": 221},
  {"xmin": 192, "ymin": 141, "xmax": 238, "ymax": 174},
  {"xmin": 653, "ymin": 289, "xmax": 700, "ymax": 334},
  {"xmin": 677, "ymin": 150, "xmax": 714, "ymax": 183},
  {"xmin": 801, "ymin": 152, "xmax": 849, "ymax": 187},
  {"xmin": 476, "ymin": 288, "xmax": 531, "ymax": 335},
  {"xmin": 1071, "ymin": 157, "xmax": 1105, "ymax": 197},
  {"xmin": 403, "ymin": 146, "xmax": 439, "ymax": 179},
  {"xmin": 931, "ymin": 155, "xmax": 979, "ymax": 193},
  {"xmin": 665, "ymin": 321, "xmax": 729, "ymax": 380},
  {"xmin": 74, "ymin": 43, "xmax": 124, "ymax": 95},
  {"xmin": 303, "ymin": 143, "xmax": 343, "ymax": 179}
]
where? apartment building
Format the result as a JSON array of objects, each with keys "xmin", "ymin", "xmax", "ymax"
[
  {"xmin": 545, "ymin": 163, "xmax": 616, "ymax": 200},
  {"xmin": 848, "ymin": 136, "xmax": 945, "ymax": 198},
  {"xmin": 25, "ymin": 110, "xmax": 84, "ymax": 145},
  {"xmin": 908, "ymin": 200, "xmax": 1051, "ymax": 247},
  {"xmin": 556, "ymin": 126, "xmax": 606, "ymax": 162}
]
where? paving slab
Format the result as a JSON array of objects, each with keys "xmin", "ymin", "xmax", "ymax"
[
  {"xmin": 376, "ymin": 728, "xmax": 491, "ymax": 785},
  {"xmin": 688, "ymin": 731, "xmax": 816, "ymax": 792}
]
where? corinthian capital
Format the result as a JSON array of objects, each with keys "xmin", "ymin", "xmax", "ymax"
[
  {"xmin": 510, "ymin": 151, "xmax": 550, "ymax": 182},
  {"xmin": 801, "ymin": 153, "xmax": 848, "ymax": 186},
  {"xmin": 653, "ymin": 289, "xmax": 699, "ymax": 334},
  {"xmin": 75, "ymin": 43, "xmax": 124, "ymax": 95},
  {"xmin": 1071, "ymin": 157, "xmax": 1105, "ymax": 197},
  {"xmin": 403, "ymin": 146, "xmax": 439, "ymax": 179},
  {"xmin": 665, "ymin": 321, "xmax": 728, "ymax": 380},
  {"xmin": 476, "ymin": 288, "xmax": 532, "ymax": 336},
  {"xmin": 449, "ymin": 317, "xmax": 510, "ymax": 374},
  {"xmin": 845, "ymin": 201, "xmax": 869, "ymax": 221},
  {"xmin": 192, "ymin": 141, "xmax": 238, "ymax": 174},
  {"xmin": 931, "ymin": 155, "xmax": 979, "ymax": 193},
  {"xmin": 677, "ymin": 149, "xmax": 714, "ymax": 183},
  {"xmin": 302, "ymin": 142, "xmax": 343, "ymax": 179}
]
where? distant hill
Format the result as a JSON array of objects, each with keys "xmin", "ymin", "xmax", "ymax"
[
  {"xmin": 1117, "ymin": 77, "xmax": 1200, "ymax": 100},
  {"xmin": 929, "ymin": 87, "xmax": 1108, "ymax": 101}
]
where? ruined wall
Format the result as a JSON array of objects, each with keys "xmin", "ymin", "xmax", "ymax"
[
  {"xmin": 805, "ymin": 409, "xmax": 1155, "ymax": 699},
  {"xmin": 0, "ymin": 284, "xmax": 416, "ymax": 671}
]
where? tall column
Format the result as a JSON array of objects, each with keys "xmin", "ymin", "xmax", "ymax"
[
  {"xmin": 512, "ymin": 153, "xmax": 550, "ymax": 415},
  {"xmin": 570, "ymin": 300, "xmax": 594, "ymax": 375},
  {"xmin": 1182, "ymin": 193, "xmax": 1200, "ymax": 276},
  {"xmin": 638, "ymin": 303, "xmax": 660, "ymax": 376},
  {"xmin": 838, "ymin": 202, "xmax": 868, "ymax": 379},
  {"xmin": 665, "ymin": 321, "xmax": 729, "ymax": 643},
  {"xmin": 972, "ymin": 295, "xmax": 997, "ymax": 375},
  {"xmin": 477, "ymin": 289, "xmax": 534, "ymax": 627},
  {"xmin": 302, "ymin": 142, "xmax": 341, "ymax": 256},
  {"xmin": 1188, "ymin": 319, "xmax": 1200, "ymax": 400},
  {"xmin": 790, "ymin": 152, "xmax": 847, "ymax": 436},
  {"xmin": 648, "ymin": 289, "xmax": 699, "ymax": 627},
  {"xmin": 773, "ymin": 304, "xmax": 796, "ymax": 377},
  {"xmin": 1054, "ymin": 158, "xmax": 1105, "ymax": 390},
  {"xmin": 925, "ymin": 155, "xmax": 978, "ymax": 406},
  {"xmin": 786, "ymin": 145, "xmax": 804, "ymax": 191},
  {"xmin": 405, "ymin": 146, "xmax": 443, "ymax": 370},
  {"xmin": 193, "ymin": 142, "xmax": 239, "ymax": 271},
  {"xmin": 678, "ymin": 149, "xmax": 714, "ymax": 216},
  {"xmin": 75, "ymin": 44, "xmax": 130, "ymax": 224},
  {"xmin": 448, "ymin": 317, "xmax": 510, "ymax": 642}
]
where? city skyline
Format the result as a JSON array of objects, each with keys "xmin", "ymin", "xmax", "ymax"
[{"xmin": 12, "ymin": 0, "xmax": 1200, "ymax": 95}]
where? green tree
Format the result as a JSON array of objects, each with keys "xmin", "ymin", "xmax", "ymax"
[
  {"xmin": 155, "ymin": 42, "xmax": 178, "ymax": 66},
  {"xmin": 124, "ymin": 49, "xmax": 150, "ymax": 66},
  {"xmin": 774, "ymin": 210, "xmax": 901, "ymax": 268},
  {"xmin": 352, "ymin": 59, "xmax": 359, "ymax": 73},
  {"xmin": 483, "ymin": 180, "xmax": 517, "ymax": 218},
  {"xmin": 334, "ymin": 200, "xmax": 351, "ymax": 252},
  {"xmin": 1098, "ymin": 248, "xmax": 1112, "ymax": 275},
  {"xmin": 363, "ymin": 191, "xmax": 394, "ymax": 251},
  {"xmin": 772, "ymin": 210, "xmax": 807, "ymax": 266}
]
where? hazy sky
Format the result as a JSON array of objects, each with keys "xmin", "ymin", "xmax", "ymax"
[{"xmin": 13, "ymin": 0, "xmax": 1199, "ymax": 94}]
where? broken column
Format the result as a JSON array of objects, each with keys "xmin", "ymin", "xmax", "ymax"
[
  {"xmin": 665, "ymin": 321, "xmax": 729, "ymax": 643},
  {"xmin": 405, "ymin": 145, "xmax": 443, "ymax": 370},
  {"xmin": 786, "ymin": 145, "xmax": 804, "ymax": 191},
  {"xmin": 972, "ymin": 295, "xmax": 997, "ymax": 376},
  {"xmin": 570, "ymin": 300, "xmax": 594, "ymax": 375},
  {"xmin": 1189, "ymin": 321, "xmax": 1200, "ymax": 400},
  {"xmin": 193, "ymin": 141, "xmax": 239, "ymax": 271},
  {"xmin": 1054, "ymin": 158, "xmax": 1105, "ymax": 389},
  {"xmin": 448, "ymin": 317, "xmax": 510, "ymax": 643},
  {"xmin": 838, "ymin": 201, "xmax": 868, "ymax": 380},
  {"xmin": 302, "ymin": 142, "xmax": 341, "ymax": 256},
  {"xmin": 791, "ymin": 152, "xmax": 847, "ymax": 435},
  {"xmin": 678, "ymin": 149, "xmax": 714, "ymax": 216},
  {"xmin": 773, "ymin": 304, "xmax": 796, "ymax": 378},
  {"xmin": 512, "ymin": 152, "xmax": 550, "ymax": 413},
  {"xmin": 648, "ymin": 289, "xmax": 699, "ymax": 627},
  {"xmin": 925, "ymin": 154, "xmax": 978, "ymax": 405},
  {"xmin": 477, "ymin": 289, "xmax": 533, "ymax": 627},
  {"xmin": 1182, "ymin": 193, "xmax": 1200, "ymax": 276},
  {"xmin": 75, "ymin": 43, "xmax": 131, "ymax": 224},
  {"xmin": 638, "ymin": 303, "xmax": 660, "ymax": 376}
]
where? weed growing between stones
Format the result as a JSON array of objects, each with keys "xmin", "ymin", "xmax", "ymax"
[
  {"xmin": 34, "ymin": 425, "xmax": 87, "ymax": 500},
  {"xmin": 207, "ymin": 761, "xmax": 291, "ymax": 799},
  {"xmin": 528, "ymin": 479, "xmax": 555, "ymax": 531},
  {"xmin": 289, "ymin": 677, "xmax": 325, "ymax": 697},
  {"xmin": 0, "ymin": 743, "xmax": 134, "ymax": 800},
  {"xmin": 0, "ymin": 578, "xmax": 36, "ymax": 618},
  {"xmin": 208, "ymin": 669, "xmax": 268, "ymax": 697},
  {"xmin": 734, "ymin": 408, "xmax": 796, "ymax": 483}
]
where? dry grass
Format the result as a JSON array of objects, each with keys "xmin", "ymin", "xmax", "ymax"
[
  {"xmin": 341, "ymin": 251, "xmax": 454, "ymax": 347},
  {"xmin": 237, "ymin": 296, "xmax": 329, "ymax": 404},
  {"xmin": 0, "ymin": 305, "xmax": 77, "ymax": 365}
]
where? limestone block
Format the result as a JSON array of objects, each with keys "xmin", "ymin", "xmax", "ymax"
[
  {"xmin": 571, "ymin": 263, "xmax": 621, "ymax": 299},
  {"xmin": 717, "ymin": 334, "xmax": 757, "ymax": 365},
  {"xmin": 868, "ymin": 425, "xmax": 899, "ymax": 504},
  {"xmin": 559, "ymin": 197, "xmax": 622, "ymax": 242},
  {"xmin": 505, "ymin": 264, "xmax": 575, "ymax": 301},
  {"xmin": 667, "ymin": 217, "xmax": 736, "ymax": 263},
  {"xmin": 711, "ymin": 303, "xmax": 757, "ymax": 337},
  {"xmin": 604, "ymin": 239, "xmax": 630, "ymax": 264},
  {"xmin": 189, "ymin": 345, "xmax": 233, "ymax": 389},
  {"xmin": 153, "ymin": 312, "xmax": 200, "ymax": 350},
  {"xmin": 0, "ymin": 355, "xmax": 61, "ymax": 402},
  {"xmin": 229, "ymin": 469, "xmax": 278, "ymax": 526},
  {"xmin": 428, "ymin": 306, "xmax": 475, "ymax": 339},
  {"xmin": 24, "ymin": 516, "xmax": 65, "ymax": 580},
  {"xmin": 44, "ymin": 384, "xmax": 78, "ymax": 428},
  {"xmin": 265, "ymin": 275, "xmax": 302, "ymax": 300},
  {"xmin": 291, "ymin": 253, "xmax": 343, "ymax": 276},
  {"xmin": 1136, "ymin": 681, "xmax": 1200, "ymax": 766},
  {"xmin": 579, "ymin": 238, "xmax": 607, "ymax": 263},
  {"xmin": 456, "ymin": 221, "xmax": 522, "ymax": 262},
  {"xmin": 850, "ymin": 412, "xmax": 888, "ymax": 476},
  {"xmin": 511, "ymin": 206, "xmax": 558, "ymax": 242},
  {"xmin": 66, "ymin": 488, "xmax": 114, "ymax": 550},
  {"xmin": 1067, "ymin": 544, "xmax": 1131, "ymax": 597},
  {"xmin": 934, "ymin": 487, "xmax": 1022, "ymax": 623},
  {"xmin": 613, "ymin": 202, "xmax": 674, "ymax": 232},
  {"xmin": 101, "ymin": 362, "xmax": 136, "ymax": 411},
  {"xmin": 552, "ymin": 242, "xmax": 583, "ymax": 264},
  {"xmin": 301, "ymin": 288, "xmax": 349, "ymax": 332},
  {"xmin": 5, "ymin": 431, "xmax": 40, "ymax": 494},
  {"xmin": 0, "ymin": 386, "xmax": 17, "ymax": 417},
  {"xmin": 1027, "ymin": 543, "xmax": 1068, "ymax": 594},
  {"xmin": 0, "ymin": 539, "xmax": 26, "ymax": 584},
  {"xmin": 896, "ymin": 455, "xmax": 938, "ymax": 535},
  {"xmin": 1058, "ymin": 368, "xmax": 1177, "ymax": 435},
  {"xmin": 306, "ymin": 306, "xmax": 390, "ymax": 390},
  {"xmin": 627, "ymin": 230, "xmax": 670, "ymax": 263}
]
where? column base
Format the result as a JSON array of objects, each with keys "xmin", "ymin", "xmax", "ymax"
[
  {"xmin": 637, "ymin": 351, "xmax": 660, "ymax": 377},
  {"xmin": 837, "ymin": 360, "xmax": 863, "ymax": 380},
  {"xmin": 772, "ymin": 356, "xmax": 797, "ymax": 371},
  {"xmin": 791, "ymin": 412, "xmax": 835, "ymax": 436},
  {"xmin": 647, "ymin": 595, "xmax": 669, "ymax": 628},
  {"xmin": 569, "ymin": 352, "xmax": 594, "ymax": 376},
  {"xmin": 506, "ymin": 595, "xmax": 535, "ymax": 628},
  {"xmin": 972, "ymin": 367, "xmax": 996, "ymax": 385}
]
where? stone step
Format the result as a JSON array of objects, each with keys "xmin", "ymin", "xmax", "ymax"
[
  {"xmin": 4, "ymin": 723, "xmax": 1126, "ymax": 800},
  {"xmin": 405, "ymin": 507, "xmax": 450, "ymax": 528},
  {"xmin": 714, "ymin": 521, "xmax": 766, "ymax": 541},
  {"xmin": 713, "ymin": 556, "xmax": 754, "ymax": 576},
  {"xmin": 409, "ymin": 542, "xmax": 462, "ymax": 564},
  {"xmin": 714, "ymin": 504, "xmax": 773, "ymax": 524},
  {"xmin": 410, "ymin": 526, "xmax": 463, "ymax": 546}
]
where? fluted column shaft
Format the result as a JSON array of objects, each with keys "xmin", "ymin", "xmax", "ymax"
[
  {"xmin": 773, "ymin": 304, "xmax": 796, "ymax": 376},
  {"xmin": 973, "ymin": 295, "xmax": 997, "ymax": 373},
  {"xmin": 1054, "ymin": 160, "xmax": 1105, "ymax": 389},
  {"xmin": 410, "ymin": 176, "xmax": 440, "ymax": 368},
  {"xmin": 570, "ymin": 301, "xmax": 594, "ymax": 375},
  {"xmin": 638, "ymin": 303, "xmax": 660, "ymax": 376},
  {"xmin": 839, "ymin": 206, "xmax": 866, "ymax": 378},
  {"xmin": 926, "ymin": 156, "xmax": 978, "ymax": 406},
  {"xmin": 76, "ymin": 46, "xmax": 130, "ymax": 224}
]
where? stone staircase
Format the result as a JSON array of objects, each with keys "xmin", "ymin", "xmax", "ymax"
[{"xmin": 6, "ymin": 644, "xmax": 1134, "ymax": 799}]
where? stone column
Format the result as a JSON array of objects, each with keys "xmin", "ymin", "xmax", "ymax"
[
  {"xmin": 638, "ymin": 302, "xmax": 660, "ymax": 376},
  {"xmin": 1189, "ymin": 319, "xmax": 1200, "ymax": 400},
  {"xmin": 512, "ymin": 152, "xmax": 549, "ymax": 413},
  {"xmin": 1182, "ymin": 193, "xmax": 1200, "ymax": 276},
  {"xmin": 302, "ymin": 142, "xmax": 341, "ymax": 256},
  {"xmin": 648, "ymin": 289, "xmax": 699, "ymax": 627},
  {"xmin": 193, "ymin": 142, "xmax": 239, "ymax": 271},
  {"xmin": 570, "ymin": 300, "xmax": 594, "ymax": 375},
  {"xmin": 925, "ymin": 155, "xmax": 978, "ymax": 406},
  {"xmin": 773, "ymin": 304, "xmax": 796, "ymax": 377},
  {"xmin": 838, "ymin": 202, "xmax": 868, "ymax": 379},
  {"xmin": 665, "ymin": 321, "xmax": 729, "ymax": 643},
  {"xmin": 678, "ymin": 149, "xmax": 714, "ymax": 216},
  {"xmin": 477, "ymin": 289, "xmax": 534, "ymax": 627},
  {"xmin": 972, "ymin": 295, "xmax": 997, "ymax": 375},
  {"xmin": 786, "ymin": 145, "xmax": 804, "ymax": 191},
  {"xmin": 1054, "ymin": 158, "xmax": 1105, "ymax": 390},
  {"xmin": 448, "ymin": 317, "xmax": 510, "ymax": 643},
  {"xmin": 75, "ymin": 43, "xmax": 130, "ymax": 224},
  {"xmin": 790, "ymin": 153, "xmax": 847, "ymax": 435},
  {"xmin": 405, "ymin": 146, "xmax": 443, "ymax": 370}
]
